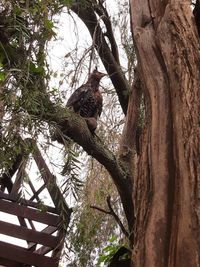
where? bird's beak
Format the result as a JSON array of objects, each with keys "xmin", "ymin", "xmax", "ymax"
[{"xmin": 98, "ymin": 72, "xmax": 107, "ymax": 79}]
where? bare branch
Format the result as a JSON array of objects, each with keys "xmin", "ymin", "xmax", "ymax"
[
  {"xmin": 106, "ymin": 195, "xmax": 129, "ymax": 238},
  {"xmin": 93, "ymin": 2, "xmax": 120, "ymax": 64},
  {"xmin": 90, "ymin": 195, "xmax": 129, "ymax": 238},
  {"xmin": 71, "ymin": 1, "xmax": 130, "ymax": 114},
  {"xmin": 90, "ymin": 205, "xmax": 111, "ymax": 215}
]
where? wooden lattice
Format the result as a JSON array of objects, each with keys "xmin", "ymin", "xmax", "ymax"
[{"xmin": 0, "ymin": 139, "xmax": 72, "ymax": 267}]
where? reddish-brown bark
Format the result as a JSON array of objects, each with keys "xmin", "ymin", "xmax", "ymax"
[{"xmin": 130, "ymin": 1, "xmax": 200, "ymax": 266}]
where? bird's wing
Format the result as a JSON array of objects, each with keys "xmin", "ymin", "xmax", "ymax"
[
  {"xmin": 66, "ymin": 85, "xmax": 88, "ymax": 108},
  {"xmin": 94, "ymin": 91, "xmax": 103, "ymax": 118},
  {"xmin": 98, "ymin": 103, "xmax": 102, "ymax": 117}
]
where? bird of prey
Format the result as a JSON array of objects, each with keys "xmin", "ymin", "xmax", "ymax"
[{"xmin": 66, "ymin": 68, "xmax": 106, "ymax": 131}]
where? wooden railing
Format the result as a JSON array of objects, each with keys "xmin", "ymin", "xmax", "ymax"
[{"xmin": 0, "ymin": 138, "xmax": 72, "ymax": 267}]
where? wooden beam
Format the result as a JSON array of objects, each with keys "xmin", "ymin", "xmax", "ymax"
[
  {"xmin": 31, "ymin": 141, "xmax": 71, "ymax": 223},
  {"xmin": 29, "ymin": 183, "xmax": 46, "ymax": 201},
  {"xmin": 35, "ymin": 230, "xmax": 65, "ymax": 257},
  {"xmin": 0, "ymin": 257, "xmax": 26, "ymax": 267},
  {"xmin": 0, "ymin": 199, "xmax": 59, "ymax": 226},
  {"xmin": 10, "ymin": 164, "xmax": 26, "ymax": 197},
  {"xmin": 0, "ymin": 191, "xmax": 57, "ymax": 214},
  {"xmin": 28, "ymin": 178, "xmax": 41, "ymax": 201},
  {"xmin": 28, "ymin": 218, "xmax": 36, "ymax": 230},
  {"xmin": 0, "ymin": 241, "xmax": 58, "ymax": 267},
  {"xmin": 0, "ymin": 220, "xmax": 60, "ymax": 248},
  {"xmin": 52, "ymin": 229, "xmax": 65, "ymax": 259},
  {"xmin": 35, "ymin": 245, "xmax": 52, "ymax": 256},
  {"xmin": 28, "ymin": 225, "xmax": 57, "ymax": 251}
]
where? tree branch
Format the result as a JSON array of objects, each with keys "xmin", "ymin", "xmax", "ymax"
[
  {"xmin": 90, "ymin": 195, "xmax": 129, "ymax": 238},
  {"xmin": 71, "ymin": 1, "xmax": 130, "ymax": 114},
  {"xmin": 106, "ymin": 195, "xmax": 129, "ymax": 238},
  {"xmin": 90, "ymin": 205, "xmax": 111, "ymax": 215},
  {"xmin": 93, "ymin": 2, "xmax": 120, "ymax": 64},
  {"xmin": 50, "ymin": 107, "xmax": 131, "ymax": 189},
  {"xmin": 43, "ymin": 104, "xmax": 134, "ymax": 234}
]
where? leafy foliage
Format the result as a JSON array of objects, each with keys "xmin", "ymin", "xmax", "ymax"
[
  {"xmin": 61, "ymin": 144, "xmax": 84, "ymax": 201},
  {"xmin": 98, "ymin": 236, "xmax": 129, "ymax": 265},
  {"xmin": 0, "ymin": 0, "xmax": 133, "ymax": 266}
]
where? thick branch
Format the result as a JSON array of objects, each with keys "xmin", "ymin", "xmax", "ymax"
[
  {"xmin": 51, "ymin": 109, "xmax": 130, "ymax": 187},
  {"xmin": 46, "ymin": 105, "xmax": 134, "ymax": 234},
  {"xmin": 93, "ymin": 3, "xmax": 120, "ymax": 63},
  {"xmin": 71, "ymin": 1, "xmax": 130, "ymax": 114}
]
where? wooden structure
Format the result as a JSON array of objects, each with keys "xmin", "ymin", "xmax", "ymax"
[{"xmin": 0, "ymin": 139, "xmax": 72, "ymax": 267}]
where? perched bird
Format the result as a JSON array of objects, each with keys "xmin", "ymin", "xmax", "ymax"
[{"xmin": 66, "ymin": 68, "xmax": 106, "ymax": 131}]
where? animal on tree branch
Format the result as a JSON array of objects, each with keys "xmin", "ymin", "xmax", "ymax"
[{"xmin": 66, "ymin": 68, "xmax": 106, "ymax": 132}]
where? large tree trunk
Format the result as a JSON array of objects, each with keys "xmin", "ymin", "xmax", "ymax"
[{"xmin": 130, "ymin": 1, "xmax": 200, "ymax": 266}]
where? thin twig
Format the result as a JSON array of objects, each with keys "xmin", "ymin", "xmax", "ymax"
[
  {"xmin": 90, "ymin": 195, "xmax": 129, "ymax": 238},
  {"xmin": 90, "ymin": 205, "xmax": 111, "ymax": 215}
]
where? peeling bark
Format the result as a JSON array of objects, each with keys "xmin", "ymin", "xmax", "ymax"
[
  {"xmin": 130, "ymin": 1, "xmax": 200, "ymax": 266},
  {"xmin": 120, "ymin": 69, "xmax": 142, "ymax": 156}
]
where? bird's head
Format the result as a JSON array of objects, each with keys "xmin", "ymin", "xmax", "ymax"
[{"xmin": 88, "ymin": 68, "xmax": 107, "ymax": 82}]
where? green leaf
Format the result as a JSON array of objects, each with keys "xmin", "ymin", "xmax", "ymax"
[
  {"xmin": 60, "ymin": 0, "xmax": 72, "ymax": 7},
  {"xmin": 0, "ymin": 72, "xmax": 5, "ymax": 81},
  {"xmin": 29, "ymin": 62, "xmax": 44, "ymax": 74},
  {"xmin": 98, "ymin": 254, "xmax": 107, "ymax": 263},
  {"xmin": 44, "ymin": 19, "xmax": 54, "ymax": 30},
  {"xmin": 109, "ymin": 235, "xmax": 117, "ymax": 243},
  {"xmin": 13, "ymin": 5, "xmax": 22, "ymax": 16}
]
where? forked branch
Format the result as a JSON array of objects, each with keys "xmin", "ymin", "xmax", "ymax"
[
  {"xmin": 90, "ymin": 195, "xmax": 129, "ymax": 238},
  {"xmin": 71, "ymin": 1, "xmax": 130, "ymax": 114}
]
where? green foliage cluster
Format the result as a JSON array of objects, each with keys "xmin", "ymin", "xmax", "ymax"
[
  {"xmin": 0, "ymin": 1, "xmax": 131, "ymax": 266},
  {"xmin": 0, "ymin": 2, "xmax": 87, "ymax": 226},
  {"xmin": 69, "ymin": 204, "xmax": 118, "ymax": 266},
  {"xmin": 66, "ymin": 158, "xmax": 127, "ymax": 266},
  {"xmin": 61, "ymin": 144, "xmax": 84, "ymax": 201},
  {"xmin": 98, "ymin": 236, "xmax": 129, "ymax": 265},
  {"xmin": 0, "ymin": 0, "xmax": 62, "ymax": 171}
]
